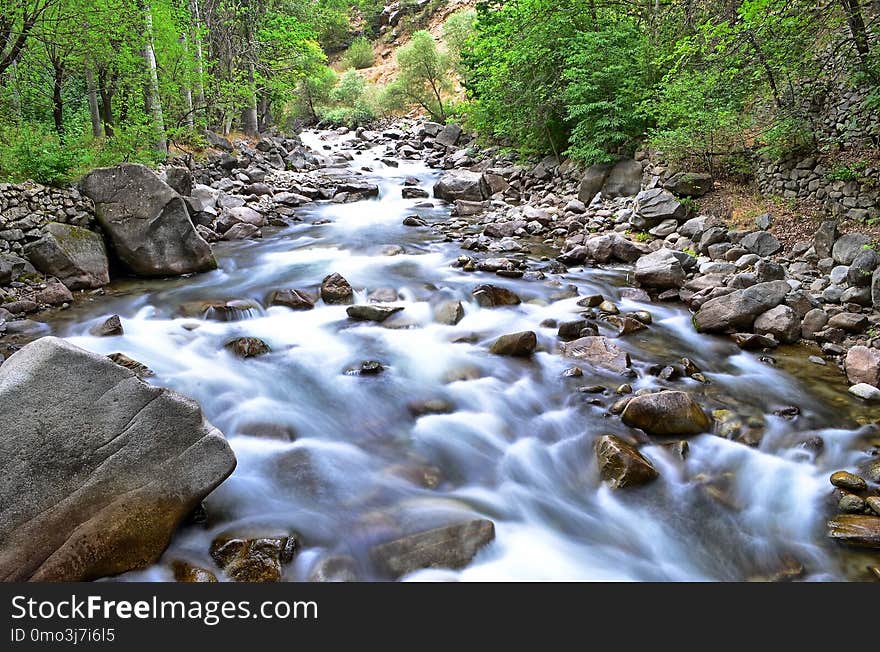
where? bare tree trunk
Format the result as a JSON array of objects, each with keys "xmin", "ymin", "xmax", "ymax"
[
  {"xmin": 188, "ymin": 0, "xmax": 206, "ymax": 117},
  {"xmin": 85, "ymin": 65, "xmax": 104, "ymax": 139},
  {"xmin": 242, "ymin": 59, "xmax": 259, "ymax": 137},
  {"xmin": 141, "ymin": 1, "xmax": 167, "ymax": 153},
  {"xmin": 839, "ymin": 0, "xmax": 871, "ymax": 66},
  {"xmin": 98, "ymin": 68, "xmax": 116, "ymax": 137},
  {"xmin": 52, "ymin": 61, "xmax": 64, "ymax": 138},
  {"xmin": 180, "ymin": 34, "xmax": 194, "ymax": 129}
]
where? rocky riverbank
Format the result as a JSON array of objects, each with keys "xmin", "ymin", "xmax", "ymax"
[{"xmin": 1, "ymin": 119, "xmax": 879, "ymax": 580}]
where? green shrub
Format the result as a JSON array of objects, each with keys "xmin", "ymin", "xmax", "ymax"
[{"xmin": 342, "ymin": 37, "xmax": 375, "ymax": 69}]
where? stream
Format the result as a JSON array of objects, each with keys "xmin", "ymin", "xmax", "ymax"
[{"xmin": 44, "ymin": 129, "xmax": 880, "ymax": 581}]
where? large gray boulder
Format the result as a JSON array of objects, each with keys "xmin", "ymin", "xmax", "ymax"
[
  {"xmin": 832, "ymin": 233, "xmax": 872, "ymax": 265},
  {"xmin": 635, "ymin": 248, "xmax": 686, "ymax": 289},
  {"xmin": 23, "ymin": 222, "xmax": 110, "ymax": 290},
  {"xmin": 663, "ymin": 172, "xmax": 712, "ymax": 197},
  {"xmin": 433, "ymin": 170, "xmax": 488, "ymax": 202},
  {"xmin": 693, "ymin": 280, "xmax": 791, "ymax": 333},
  {"xmin": 0, "ymin": 337, "xmax": 236, "ymax": 581},
  {"xmin": 577, "ymin": 159, "xmax": 642, "ymax": 203},
  {"xmin": 80, "ymin": 163, "xmax": 217, "ymax": 277},
  {"xmin": 632, "ymin": 188, "xmax": 686, "ymax": 229}
]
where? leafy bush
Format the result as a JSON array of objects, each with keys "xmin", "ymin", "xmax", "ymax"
[
  {"xmin": 385, "ymin": 31, "xmax": 453, "ymax": 122},
  {"xmin": 342, "ymin": 37, "xmax": 375, "ymax": 69}
]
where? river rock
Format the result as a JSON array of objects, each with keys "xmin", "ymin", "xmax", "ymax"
[
  {"xmin": 827, "ymin": 514, "xmax": 880, "ymax": 549},
  {"xmin": 308, "ymin": 555, "xmax": 360, "ymax": 582},
  {"xmin": 814, "ymin": 220, "xmax": 838, "ymax": 258},
  {"xmin": 433, "ymin": 170, "xmax": 488, "ymax": 202},
  {"xmin": 489, "ymin": 331, "xmax": 537, "ymax": 356},
  {"xmin": 634, "ymin": 249, "xmax": 686, "ymax": 289},
  {"xmin": 164, "ymin": 167, "xmax": 192, "ymax": 196},
  {"xmin": 741, "ymin": 231, "xmax": 781, "ymax": 256},
  {"xmin": 602, "ymin": 159, "xmax": 643, "ymax": 198},
  {"xmin": 561, "ymin": 336, "xmax": 631, "ymax": 372},
  {"xmin": 434, "ymin": 300, "xmax": 465, "ymax": 325},
  {"xmin": 830, "ymin": 470, "xmax": 867, "ymax": 491},
  {"xmin": 210, "ymin": 536, "xmax": 292, "ymax": 582},
  {"xmin": 832, "ymin": 233, "xmax": 872, "ymax": 265},
  {"xmin": 848, "ymin": 383, "xmax": 880, "ymax": 401},
  {"xmin": 621, "ymin": 391, "xmax": 711, "ymax": 437},
  {"xmin": 0, "ymin": 337, "xmax": 235, "ymax": 581},
  {"xmin": 269, "ymin": 289, "xmax": 315, "ymax": 310},
  {"xmin": 847, "ymin": 248, "xmax": 880, "ymax": 287},
  {"xmin": 633, "ymin": 188, "xmax": 686, "ymax": 228},
  {"xmin": 577, "ymin": 163, "xmax": 613, "ymax": 203},
  {"xmin": 171, "ymin": 560, "xmax": 217, "ymax": 583},
  {"xmin": 23, "ymin": 223, "xmax": 110, "ymax": 290},
  {"xmin": 321, "ymin": 272, "xmax": 354, "ymax": 304},
  {"xmin": 370, "ymin": 519, "xmax": 495, "ymax": 579},
  {"xmin": 91, "ymin": 314, "xmax": 123, "ymax": 337},
  {"xmin": 595, "ymin": 435, "xmax": 659, "ymax": 488},
  {"xmin": 347, "ymin": 304, "xmax": 404, "ymax": 322},
  {"xmin": 435, "ymin": 123, "xmax": 462, "ymax": 147},
  {"xmin": 845, "ymin": 346, "xmax": 880, "ymax": 386},
  {"xmin": 472, "ymin": 284, "xmax": 521, "ymax": 307},
  {"xmin": 225, "ymin": 337, "xmax": 270, "ymax": 358},
  {"xmin": 753, "ymin": 305, "xmax": 800, "ymax": 344},
  {"xmin": 80, "ymin": 163, "xmax": 217, "ymax": 276},
  {"xmin": 107, "ymin": 352, "xmax": 154, "ymax": 378},
  {"xmin": 693, "ymin": 280, "xmax": 790, "ymax": 333}
]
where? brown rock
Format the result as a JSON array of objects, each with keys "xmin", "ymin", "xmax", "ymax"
[
  {"xmin": 595, "ymin": 435, "xmax": 659, "ymax": 488},
  {"xmin": 827, "ymin": 514, "xmax": 880, "ymax": 548},
  {"xmin": 225, "ymin": 337, "xmax": 270, "ymax": 358},
  {"xmin": 489, "ymin": 331, "xmax": 537, "ymax": 356},
  {"xmin": 845, "ymin": 346, "xmax": 880, "ymax": 387},
  {"xmin": 321, "ymin": 272, "xmax": 354, "ymax": 304},
  {"xmin": 621, "ymin": 391, "xmax": 711, "ymax": 437},
  {"xmin": 561, "ymin": 336, "xmax": 631, "ymax": 373}
]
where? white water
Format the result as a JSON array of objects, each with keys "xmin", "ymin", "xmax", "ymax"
[{"xmin": 54, "ymin": 130, "xmax": 875, "ymax": 581}]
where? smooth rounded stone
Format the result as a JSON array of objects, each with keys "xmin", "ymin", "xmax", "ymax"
[
  {"xmin": 107, "ymin": 352, "xmax": 154, "ymax": 378},
  {"xmin": 635, "ymin": 248, "xmax": 686, "ymax": 289},
  {"xmin": 699, "ymin": 261, "xmax": 736, "ymax": 275},
  {"xmin": 434, "ymin": 300, "xmax": 465, "ymax": 325},
  {"xmin": 472, "ymin": 284, "xmax": 521, "ymax": 307},
  {"xmin": 867, "ymin": 496, "xmax": 880, "ymax": 517},
  {"xmin": 594, "ymin": 435, "xmax": 659, "ymax": 489},
  {"xmin": 808, "ymin": 355, "xmax": 826, "ymax": 365},
  {"xmin": 36, "ymin": 281, "xmax": 74, "ymax": 306},
  {"xmin": 210, "ymin": 536, "xmax": 292, "ymax": 582},
  {"xmin": 628, "ymin": 310, "xmax": 653, "ymax": 325},
  {"xmin": 172, "ymin": 560, "xmax": 218, "ymax": 583},
  {"xmin": 754, "ymin": 259, "xmax": 785, "ymax": 282},
  {"xmin": 830, "ymin": 470, "xmax": 868, "ymax": 492},
  {"xmin": 598, "ymin": 300, "xmax": 619, "ymax": 314},
  {"xmin": 407, "ymin": 398, "xmax": 454, "ymax": 416},
  {"xmin": 369, "ymin": 519, "xmax": 496, "ymax": 579},
  {"xmin": 308, "ymin": 555, "xmax": 360, "ymax": 582},
  {"xmin": 321, "ymin": 272, "xmax": 354, "ymax": 304},
  {"xmin": 23, "ymin": 222, "xmax": 110, "ymax": 290},
  {"xmin": 563, "ymin": 366, "xmax": 584, "ymax": 378},
  {"xmin": 679, "ymin": 216, "xmax": 707, "ymax": 239},
  {"xmin": 847, "ymin": 248, "xmax": 880, "ymax": 286},
  {"xmin": 347, "ymin": 304, "xmax": 404, "ymax": 322},
  {"xmin": 741, "ymin": 231, "xmax": 781, "ymax": 256},
  {"xmin": 848, "ymin": 383, "xmax": 880, "ymax": 401},
  {"xmin": 607, "ymin": 315, "xmax": 647, "ymax": 336},
  {"xmin": 578, "ymin": 294, "xmax": 605, "ymax": 308},
  {"xmin": 826, "ymin": 514, "xmax": 880, "ymax": 548},
  {"xmin": 827, "ymin": 312, "xmax": 868, "ymax": 333},
  {"xmin": 561, "ymin": 336, "xmax": 631, "ymax": 373},
  {"xmin": 829, "ymin": 265, "xmax": 850, "ymax": 285},
  {"xmin": 753, "ymin": 305, "xmax": 801, "ymax": 344},
  {"xmin": 433, "ymin": 170, "xmax": 488, "ymax": 202},
  {"xmin": 822, "ymin": 284, "xmax": 845, "ymax": 303},
  {"xmin": 558, "ymin": 319, "xmax": 592, "ymax": 341},
  {"xmin": 90, "ymin": 314, "xmax": 123, "ymax": 337},
  {"xmin": 489, "ymin": 331, "xmax": 537, "ymax": 356},
  {"xmin": 832, "ymin": 233, "xmax": 872, "ymax": 265},
  {"xmin": 693, "ymin": 280, "xmax": 790, "ymax": 333},
  {"xmin": 663, "ymin": 171, "xmax": 712, "ymax": 197},
  {"xmin": 0, "ymin": 337, "xmax": 235, "ymax": 581},
  {"xmin": 621, "ymin": 391, "xmax": 711, "ymax": 437},
  {"xmin": 730, "ymin": 332, "xmax": 776, "ymax": 349},
  {"xmin": 866, "ymin": 460, "xmax": 880, "ymax": 483},
  {"xmin": 844, "ymin": 346, "xmax": 880, "ymax": 386},
  {"xmin": 221, "ymin": 223, "xmax": 260, "ymax": 241},
  {"xmin": 403, "ymin": 215, "xmax": 427, "ymax": 227},
  {"xmin": 269, "ymin": 288, "xmax": 315, "ymax": 310},
  {"xmin": 225, "ymin": 337, "xmax": 270, "ymax": 358},
  {"xmin": 80, "ymin": 163, "xmax": 217, "ymax": 276},
  {"xmin": 841, "ymin": 285, "xmax": 872, "ymax": 306},
  {"xmin": 839, "ymin": 494, "xmax": 866, "ymax": 513},
  {"xmin": 724, "ymin": 247, "xmax": 750, "ymax": 263},
  {"xmin": 648, "ymin": 219, "xmax": 678, "ymax": 237}
]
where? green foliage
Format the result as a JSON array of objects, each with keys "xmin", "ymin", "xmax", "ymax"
[
  {"xmin": 342, "ymin": 37, "xmax": 375, "ymax": 69},
  {"xmin": 631, "ymin": 231, "xmax": 651, "ymax": 243},
  {"xmin": 826, "ymin": 161, "xmax": 868, "ymax": 182},
  {"xmin": 385, "ymin": 31, "xmax": 453, "ymax": 122},
  {"xmin": 442, "ymin": 10, "xmax": 476, "ymax": 74}
]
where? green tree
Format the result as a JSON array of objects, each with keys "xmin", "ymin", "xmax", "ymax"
[{"xmin": 385, "ymin": 30, "xmax": 452, "ymax": 122}]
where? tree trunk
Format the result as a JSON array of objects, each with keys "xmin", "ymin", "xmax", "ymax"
[
  {"xmin": 189, "ymin": 0, "xmax": 206, "ymax": 116},
  {"xmin": 141, "ymin": 1, "xmax": 167, "ymax": 154},
  {"xmin": 180, "ymin": 35, "xmax": 194, "ymax": 129},
  {"xmin": 840, "ymin": 0, "xmax": 870, "ymax": 65},
  {"xmin": 242, "ymin": 59, "xmax": 259, "ymax": 137},
  {"xmin": 98, "ymin": 68, "xmax": 116, "ymax": 137},
  {"xmin": 52, "ymin": 62, "xmax": 64, "ymax": 138},
  {"xmin": 86, "ymin": 66, "xmax": 104, "ymax": 139}
]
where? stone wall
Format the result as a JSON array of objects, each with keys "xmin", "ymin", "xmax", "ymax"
[
  {"xmin": 0, "ymin": 182, "xmax": 96, "ymax": 255},
  {"xmin": 754, "ymin": 156, "xmax": 880, "ymax": 223}
]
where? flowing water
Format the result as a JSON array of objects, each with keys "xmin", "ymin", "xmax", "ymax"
[{"xmin": 45, "ymin": 130, "xmax": 879, "ymax": 581}]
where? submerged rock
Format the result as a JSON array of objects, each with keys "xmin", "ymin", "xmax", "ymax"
[
  {"xmin": 434, "ymin": 300, "xmax": 465, "ymax": 325},
  {"xmin": 595, "ymin": 435, "xmax": 659, "ymax": 488},
  {"xmin": 347, "ymin": 304, "xmax": 404, "ymax": 322},
  {"xmin": 489, "ymin": 331, "xmax": 537, "ymax": 356},
  {"xmin": 268, "ymin": 289, "xmax": 315, "ymax": 310},
  {"xmin": 472, "ymin": 284, "xmax": 521, "ymax": 307},
  {"xmin": 225, "ymin": 337, "xmax": 270, "ymax": 358},
  {"xmin": 827, "ymin": 514, "xmax": 880, "ymax": 549},
  {"xmin": 0, "ymin": 337, "xmax": 235, "ymax": 581},
  {"xmin": 370, "ymin": 519, "xmax": 495, "ymax": 579},
  {"xmin": 621, "ymin": 391, "xmax": 711, "ymax": 437},
  {"xmin": 210, "ymin": 536, "xmax": 296, "ymax": 582},
  {"xmin": 561, "ymin": 336, "xmax": 631, "ymax": 373}
]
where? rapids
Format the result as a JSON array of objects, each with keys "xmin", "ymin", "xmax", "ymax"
[{"xmin": 46, "ymin": 129, "xmax": 878, "ymax": 581}]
